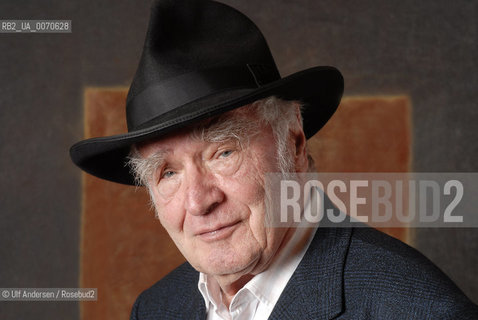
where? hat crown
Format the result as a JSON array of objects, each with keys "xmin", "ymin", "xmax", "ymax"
[
  {"xmin": 70, "ymin": 0, "xmax": 343, "ymax": 186},
  {"xmin": 126, "ymin": 0, "xmax": 280, "ymax": 130}
]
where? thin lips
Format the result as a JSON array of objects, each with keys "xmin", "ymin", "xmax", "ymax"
[{"xmin": 196, "ymin": 221, "xmax": 240, "ymax": 236}]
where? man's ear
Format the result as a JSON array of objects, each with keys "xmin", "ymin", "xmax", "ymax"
[{"xmin": 290, "ymin": 105, "xmax": 308, "ymax": 173}]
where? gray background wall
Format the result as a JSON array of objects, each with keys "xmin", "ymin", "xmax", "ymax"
[{"xmin": 0, "ymin": 0, "xmax": 476, "ymax": 319}]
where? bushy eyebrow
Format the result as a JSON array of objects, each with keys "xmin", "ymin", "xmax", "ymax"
[
  {"xmin": 145, "ymin": 149, "xmax": 168, "ymax": 170},
  {"xmin": 128, "ymin": 148, "xmax": 168, "ymax": 186}
]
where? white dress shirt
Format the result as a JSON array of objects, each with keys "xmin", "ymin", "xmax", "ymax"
[{"xmin": 198, "ymin": 218, "xmax": 318, "ymax": 320}]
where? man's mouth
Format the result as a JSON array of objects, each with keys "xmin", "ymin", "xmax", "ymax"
[{"xmin": 197, "ymin": 221, "xmax": 241, "ymax": 242}]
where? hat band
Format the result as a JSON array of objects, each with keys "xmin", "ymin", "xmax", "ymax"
[{"xmin": 126, "ymin": 64, "xmax": 280, "ymax": 131}]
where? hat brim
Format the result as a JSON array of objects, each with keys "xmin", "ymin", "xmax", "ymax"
[{"xmin": 70, "ymin": 66, "xmax": 344, "ymax": 185}]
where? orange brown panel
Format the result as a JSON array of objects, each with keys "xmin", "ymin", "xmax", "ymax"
[{"xmin": 308, "ymin": 96, "xmax": 412, "ymax": 242}]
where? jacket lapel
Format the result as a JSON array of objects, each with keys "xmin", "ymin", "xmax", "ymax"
[
  {"xmin": 269, "ymin": 227, "xmax": 352, "ymax": 320},
  {"xmin": 186, "ymin": 273, "xmax": 207, "ymax": 320}
]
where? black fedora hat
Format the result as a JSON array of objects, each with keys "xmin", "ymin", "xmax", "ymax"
[{"xmin": 70, "ymin": 0, "xmax": 344, "ymax": 185}]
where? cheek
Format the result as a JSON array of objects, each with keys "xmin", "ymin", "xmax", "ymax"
[
  {"xmin": 238, "ymin": 147, "xmax": 283, "ymax": 246},
  {"xmin": 226, "ymin": 166, "xmax": 270, "ymax": 238},
  {"xmin": 222, "ymin": 165, "xmax": 266, "ymax": 213},
  {"xmin": 151, "ymin": 189, "xmax": 185, "ymax": 235}
]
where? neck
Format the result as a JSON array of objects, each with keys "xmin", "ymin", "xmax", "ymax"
[
  {"xmin": 212, "ymin": 226, "xmax": 299, "ymax": 308},
  {"xmin": 218, "ymin": 274, "xmax": 254, "ymax": 307}
]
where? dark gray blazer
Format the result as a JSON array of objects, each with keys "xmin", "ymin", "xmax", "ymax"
[{"xmin": 130, "ymin": 227, "xmax": 478, "ymax": 319}]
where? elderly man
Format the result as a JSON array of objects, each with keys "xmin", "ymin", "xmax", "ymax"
[{"xmin": 71, "ymin": 0, "xmax": 478, "ymax": 319}]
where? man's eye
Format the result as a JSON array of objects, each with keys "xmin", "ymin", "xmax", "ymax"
[
  {"xmin": 219, "ymin": 150, "xmax": 234, "ymax": 158},
  {"xmin": 162, "ymin": 170, "xmax": 176, "ymax": 179}
]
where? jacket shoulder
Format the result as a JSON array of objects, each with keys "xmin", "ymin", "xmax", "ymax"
[
  {"xmin": 343, "ymin": 227, "xmax": 478, "ymax": 319},
  {"xmin": 130, "ymin": 262, "xmax": 205, "ymax": 320}
]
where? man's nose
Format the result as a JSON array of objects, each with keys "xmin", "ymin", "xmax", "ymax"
[{"xmin": 184, "ymin": 166, "xmax": 225, "ymax": 216}]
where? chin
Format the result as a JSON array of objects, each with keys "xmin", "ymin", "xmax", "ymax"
[{"xmin": 194, "ymin": 251, "xmax": 260, "ymax": 277}]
